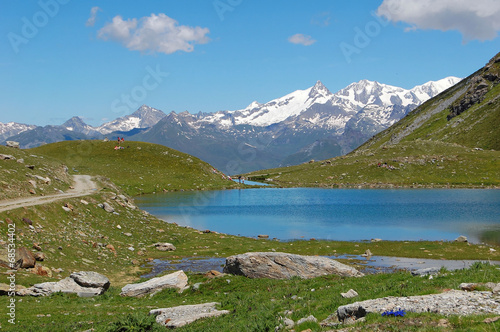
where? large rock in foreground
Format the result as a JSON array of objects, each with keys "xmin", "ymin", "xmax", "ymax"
[
  {"xmin": 336, "ymin": 289, "xmax": 500, "ymax": 323},
  {"xmin": 223, "ymin": 252, "xmax": 363, "ymax": 279},
  {"xmin": 149, "ymin": 302, "xmax": 230, "ymax": 328},
  {"xmin": 120, "ymin": 270, "xmax": 188, "ymax": 297}
]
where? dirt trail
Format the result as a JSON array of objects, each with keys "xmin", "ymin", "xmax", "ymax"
[{"xmin": 0, "ymin": 175, "xmax": 98, "ymax": 213}]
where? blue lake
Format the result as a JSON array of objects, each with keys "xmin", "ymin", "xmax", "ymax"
[{"xmin": 135, "ymin": 188, "xmax": 500, "ymax": 245}]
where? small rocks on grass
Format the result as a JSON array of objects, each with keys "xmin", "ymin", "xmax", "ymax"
[
  {"xmin": 154, "ymin": 243, "xmax": 176, "ymax": 251},
  {"xmin": 455, "ymin": 235, "xmax": 468, "ymax": 242},
  {"xmin": 341, "ymin": 289, "xmax": 359, "ymax": 298},
  {"xmin": 296, "ymin": 315, "xmax": 317, "ymax": 325}
]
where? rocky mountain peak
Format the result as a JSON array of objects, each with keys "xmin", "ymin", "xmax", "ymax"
[{"xmin": 309, "ymin": 80, "xmax": 332, "ymax": 98}]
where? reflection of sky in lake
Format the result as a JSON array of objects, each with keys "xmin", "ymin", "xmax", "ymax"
[{"xmin": 136, "ymin": 188, "xmax": 500, "ymax": 244}]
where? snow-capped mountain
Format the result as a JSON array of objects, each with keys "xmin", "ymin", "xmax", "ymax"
[
  {"xmin": 63, "ymin": 117, "xmax": 100, "ymax": 137},
  {"xmin": 96, "ymin": 105, "xmax": 166, "ymax": 135},
  {"xmin": 134, "ymin": 77, "xmax": 461, "ymax": 172},
  {"xmin": 0, "ymin": 122, "xmax": 37, "ymax": 142},
  {"xmin": 2, "ymin": 76, "xmax": 461, "ymax": 172}
]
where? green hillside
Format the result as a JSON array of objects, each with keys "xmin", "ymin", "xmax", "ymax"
[
  {"xmin": 243, "ymin": 53, "xmax": 500, "ymax": 188},
  {"xmin": 31, "ymin": 140, "xmax": 239, "ymax": 196},
  {"xmin": 0, "ymin": 145, "xmax": 72, "ymax": 200}
]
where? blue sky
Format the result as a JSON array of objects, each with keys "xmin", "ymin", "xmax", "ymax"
[{"xmin": 1, "ymin": 0, "xmax": 499, "ymax": 126}]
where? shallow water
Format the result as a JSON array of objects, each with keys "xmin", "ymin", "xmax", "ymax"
[
  {"xmin": 136, "ymin": 188, "xmax": 500, "ymax": 245},
  {"xmin": 140, "ymin": 255, "xmax": 500, "ymax": 278}
]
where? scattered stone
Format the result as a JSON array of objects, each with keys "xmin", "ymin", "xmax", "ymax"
[
  {"xmin": 33, "ymin": 252, "xmax": 46, "ymax": 261},
  {"xmin": 149, "ymin": 302, "xmax": 230, "ymax": 328},
  {"xmin": 258, "ymin": 234, "xmax": 269, "ymax": 239},
  {"xmin": 70, "ymin": 271, "xmax": 110, "ymax": 290},
  {"xmin": 283, "ymin": 317, "xmax": 294, "ymax": 328},
  {"xmin": 123, "ymin": 232, "xmax": 132, "ymax": 237},
  {"xmin": 455, "ymin": 235, "xmax": 468, "ymax": 243},
  {"xmin": 341, "ymin": 289, "xmax": 359, "ymax": 298},
  {"xmin": 25, "ymin": 165, "xmax": 35, "ymax": 170},
  {"xmin": 18, "ymin": 271, "xmax": 110, "ymax": 297},
  {"xmin": 203, "ymin": 229, "xmax": 211, "ymax": 233},
  {"xmin": 62, "ymin": 206, "xmax": 72, "ymax": 212},
  {"xmin": 15, "ymin": 247, "xmax": 36, "ymax": 269},
  {"xmin": 5, "ymin": 218, "xmax": 13, "ymax": 224},
  {"xmin": 22, "ymin": 217, "xmax": 33, "ymax": 225},
  {"xmin": 484, "ymin": 316, "xmax": 500, "ymax": 324},
  {"xmin": 0, "ymin": 283, "xmax": 26, "ymax": 295},
  {"xmin": 296, "ymin": 315, "xmax": 317, "ymax": 325},
  {"xmin": 102, "ymin": 202, "xmax": 114, "ymax": 213},
  {"xmin": 31, "ymin": 265, "xmax": 52, "ymax": 277},
  {"xmin": 371, "ymin": 238, "xmax": 382, "ymax": 242},
  {"xmin": 33, "ymin": 175, "xmax": 51, "ymax": 184},
  {"xmin": 223, "ymin": 252, "xmax": 364, "ymax": 279},
  {"xmin": 6, "ymin": 141, "xmax": 20, "ymax": 148},
  {"xmin": 28, "ymin": 180, "xmax": 37, "ymax": 188},
  {"xmin": 16, "ymin": 158, "xmax": 24, "ymax": 164},
  {"xmin": 361, "ymin": 249, "xmax": 372, "ymax": 257},
  {"xmin": 32, "ymin": 243, "xmax": 42, "ymax": 251},
  {"xmin": 411, "ymin": 267, "xmax": 441, "ymax": 277},
  {"xmin": 120, "ymin": 270, "xmax": 188, "ymax": 297},
  {"xmin": 80, "ymin": 199, "xmax": 89, "ymax": 205},
  {"xmin": 437, "ymin": 319, "xmax": 450, "ymax": 327},
  {"xmin": 493, "ymin": 284, "xmax": 500, "ymax": 294},
  {"xmin": 154, "ymin": 243, "xmax": 176, "ymax": 251},
  {"xmin": 0, "ymin": 154, "xmax": 14, "ymax": 160},
  {"xmin": 192, "ymin": 282, "xmax": 202, "ymax": 291},
  {"xmin": 204, "ymin": 270, "xmax": 224, "ymax": 279},
  {"xmin": 29, "ymin": 189, "xmax": 36, "ymax": 195},
  {"xmin": 460, "ymin": 283, "xmax": 477, "ymax": 291}
]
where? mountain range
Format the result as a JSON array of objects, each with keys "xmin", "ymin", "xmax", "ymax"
[{"xmin": 1, "ymin": 77, "xmax": 461, "ymax": 173}]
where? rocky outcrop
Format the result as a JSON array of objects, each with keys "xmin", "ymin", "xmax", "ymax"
[
  {"xmin": 17, "ymin": 271, "xmax": 110, "ymax": 297},
  {"xmin": 149, "ymin": 302, "xmax": 230, "ymax": 328},
  {"xmin": 448, "ymin": 53, "xmax": 500, "ymax": 120},
  {"xmin": 223, "ymin": 252, "xmax": 363, "ymax": 279},
  {"xmin": 120, "ymin": 270, "xmax": 188, "ymax": 297},
  {"xmin": 336, "ymin": 289, "xmax": 500, "ymax": 324}
]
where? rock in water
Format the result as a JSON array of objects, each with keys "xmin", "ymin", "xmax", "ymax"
[
  {"xmin": 149, "ymin": 302, "xmax": 230, "ymax": 328},
  {"xmin": 120, "ymin": 270, "xmax": 188, "ymax": 297},
  {"xmin": 223, "ymin": 252, "xmax": 363, "ymax": 279}
]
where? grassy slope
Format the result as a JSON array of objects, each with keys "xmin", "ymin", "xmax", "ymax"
[
  {"xmin": 243, "ymin": 61, "xmax": 500, "ymax": 188},
  {"xmin": 0, "ymin": 146, "xmax": 72, "ymax": 200},
  {"xmin": 0, "ymin": 141, "xmax": 499, "ymax": 330},
  {"xmin": 31, "ymin": 140, "xmax": 240, "ymax": 196}
]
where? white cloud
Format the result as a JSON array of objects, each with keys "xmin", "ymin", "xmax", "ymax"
[
  {"xmin": 377, "ymin": 0, "xmax": 500, "ymax": 41},
  {"xmin": 288, "ymin": 33, "xmax": 316, "ymax": 46},
  {"xmin": 97, "ymin": 13, "xmax": 210, "ymax": 54},
  {"xmin": 86, "ymin": 6, "xmax": 101, "ymax": 27}
]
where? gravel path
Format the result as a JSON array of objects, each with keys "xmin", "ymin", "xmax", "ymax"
[{"xmin": 0, "ymin": 175, "xmax": 98, "ymax": 212}]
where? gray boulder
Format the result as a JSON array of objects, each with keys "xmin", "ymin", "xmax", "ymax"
[
  {"xmin": 70, "ymin": 271, "xmax": 110, "ymax": 290},
  {"xmin": 102, "ymin": 202, "xmax": 114, "ymax": 213},
  {"xmin": 120, "ymin": 270, "xmax": 188, "ymax": 297},
  {"xmin": 223, "ymin": 252, "xmax": 363, "ymax": 279},
  {"xmin": 455, "ymin": 235, "xmax": 468, "ymax": 242},
  {"xmin": 6, "ymin": 141, "xmax": 19, "ymax": 148},
  {"xmin": 149, "ymin": 302, "xmax": 230, "ymax": 328},
  {"xmin": 19, "ymin": 271, "xmax": 110, "ymax": 297},
  {"xmin": 154, "ymin": 243, "xmax": 176, "ymax": 251}
]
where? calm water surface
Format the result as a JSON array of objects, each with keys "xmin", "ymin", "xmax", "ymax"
[{"xmin": 135, "ymin": 188, "xmax": 500, "ymax": 244}]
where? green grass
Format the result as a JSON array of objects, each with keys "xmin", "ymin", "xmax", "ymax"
[
  {"xmin": 31, "ymin": 140, "xmax": 240, "ymax": 196},
  {"xmin": 0, "ymin": 145, "xmax": 72, "ymax": 200},
  {"xmin": 1, "ymin": 263, "xmax": 499, "ymax": 331}
]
